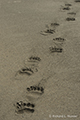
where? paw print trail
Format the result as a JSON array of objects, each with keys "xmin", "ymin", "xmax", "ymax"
[
  {"xmin": 13, "ymin": 0, "xmax": 78, "ymax": 116},
  {"xmin": 13, "ymin": 71, "xmax": 54, "ymax": 114}
]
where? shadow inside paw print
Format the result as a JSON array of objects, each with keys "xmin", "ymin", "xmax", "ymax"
[
  {"xmin": 14, "ymin": 101, "xmax": 35, "ymax": 114},
  {"xmin": 40, "ymin": 29, "xmax": 55, "ymax": 36},
  {"xmin": 49, "ymin": 47, "xmax": 63, "ymax": 53},
  {"xmin": 66, "ymin": 17, "xmax": 75, "ymax": 21},
  {"xmin": 27, "ymin": 86, "xmax": 44, "ymax": 94}
]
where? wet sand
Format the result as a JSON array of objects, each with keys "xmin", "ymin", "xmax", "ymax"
[{"xmin": 0, "ymin": 0, "xmax": 80, "ymax": 120}]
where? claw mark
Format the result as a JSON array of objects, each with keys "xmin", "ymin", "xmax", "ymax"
[
  {"xmin": 24, "ymin": 56, "xmax": 41, "ymax": 69},
  {"xmin": 26, "ymin": 86, "xmax": 44, "ymax": 94},
  {"xmin": 53, "ymin": 37, "xmax": 65, "ymax": 42},
  {"xmin": 28, "ymin": 56, "xmax": 41, "ymax": 62},
  {"xmin": 50, "ymin": 23, "xmax": 59, "ymax": 27}
]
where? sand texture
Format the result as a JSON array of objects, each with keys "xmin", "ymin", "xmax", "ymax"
[{"xmin": 0, "ymin": 0, "xmax": 80, "ymax": 120}]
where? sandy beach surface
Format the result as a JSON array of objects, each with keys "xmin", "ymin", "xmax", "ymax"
[{"xmin": 0, "ymin": 0, "xmax": 80, "ymax": 120}]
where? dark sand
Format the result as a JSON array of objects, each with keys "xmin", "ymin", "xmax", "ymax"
[{"xmin": 0, "ymin": 0, "xmax": 80, "ymax": 120}]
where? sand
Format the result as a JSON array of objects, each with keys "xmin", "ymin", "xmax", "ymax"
[{"xmin": 0, "ymin": 0, "xmax": 80, "ymax": 120}]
